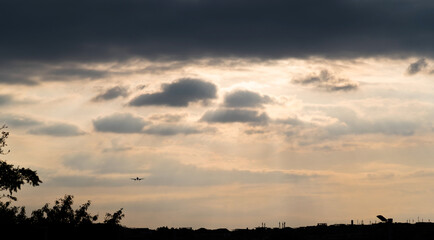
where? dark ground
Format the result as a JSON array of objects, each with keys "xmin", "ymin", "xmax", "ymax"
[{"xmin": 6, "ymin": 222, "xmax": 434, "ymax": 240}]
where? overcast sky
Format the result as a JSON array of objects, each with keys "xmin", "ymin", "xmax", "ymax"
[{"xmin": 2, "ymin": 0, "xmax": 434, "ymax": 228}]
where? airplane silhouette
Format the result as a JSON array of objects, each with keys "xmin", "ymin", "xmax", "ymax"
[{"xmin": 131, "ymin": 177, "xmax": 144, "ymax": 181}]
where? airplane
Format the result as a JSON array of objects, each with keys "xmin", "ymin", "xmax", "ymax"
[{"xmin": 131, "ymin": 177, "xmax": 144, "ymax": 181}]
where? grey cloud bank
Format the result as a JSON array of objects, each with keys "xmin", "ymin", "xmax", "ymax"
[
  {"xmin": 129, "ymin": 78, "xmax": 217, "ymax": 107},
  {"xmin": 149, "ymin": 113, "xmax": 186, "ymax": 123},
  {"xmin": 92, "ymin": 86, "xmax": 129, "ymax": 102},
  {"xmin": 407, "ymin": 58, "xmax": 428, "ymax": 75},
  {"xmin": 143, "ymin": 125, "xmax": 203, "ymax": 136},
  {"xmin": 47, "ymin": 68, "xmax": 108, "ymax": 80},
  {"xmin": 201, "ymin": 109, "xmax": 269, "ymax": 124},
  {"xmin": 292, "ymin": 70, "xmax": 359, "ymax": 92},
  {"xmin": 0, "ymin": 114, "xmax": 42, "ymax": 128},
  {"xmin": 28, "ymin": 123, "xmax": 85, "ymax": 137},
  {"xmin": 1, "ymin": 0, "xmax": 434, "ymax": 65},
  {"xmin": 224, "ymin": 90, "xmax": 272, "ymax": 108},
  {"xmin": 93, "ymin": 113, "xmax": 149, "ymax": 133}
]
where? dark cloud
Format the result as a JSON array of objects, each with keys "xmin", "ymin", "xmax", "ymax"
[
  {"xmin": 129, "ymin": 78, "xmax": 217, "ymax": 107},
  {"xmin": 201, "ymin": 109, "xmax": 269, "ymax": 125},
  {"xmin": 224, "ymin": 90, "xmax": 272, "ymax": 108},
  {"xmin": 28, "ymin": 123, "xmax": 85, "ymax": 137},
  {"xmin": 292, "ymin": 70, "xmax": 358, "ymax": 92},
  {"xmin": 0, "ymin": 63, "xmax": 110, "ymax": 85},
  {"xmin": 47, "ymin": 67, "xmax": 108, "ymax": 80},
  {"xmin": 92, "ymin": 86, "xmax": 129, "ymax": 102},
  {"xmin": 1, "ymin": 0, "xmax": 433, "ymax": 65},
  {"xmin": 406, "ymin": 58, "xmax": 428, "ymax": 75},
  {"xmin": 93, "ymin": 113, "xmax": 149, "ymax": 133},
  {"xmin": 143, "ymin": 125, "xmax": 203, "ymax": 136},
  {"xmin": 0, "ymin": 72, "xmax": 38, "ymax": 85},
  {"xmin": 137, "ymin": 62, "xmax": 186, "ymax": 74},
  {"xmin": 0, "ymin": 114, "xmax": 42, "ymax": 128}
]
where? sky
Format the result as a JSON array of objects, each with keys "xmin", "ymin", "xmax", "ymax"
[{"xmin": 1, "ymin": 0, "xmax": 434, "ymax": 229}]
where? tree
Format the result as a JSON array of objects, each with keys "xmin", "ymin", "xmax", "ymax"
[
  {"xmin": 0, "ymin": 201, "xmax": 27, "ymax": 224},
  {"xmin": 30, "ymin": 195, "xmax": 99, "ymax": 225},
  {"xmin": 104, "ymin": 208, "xmax": 125, "ymax": 226},
  {"xmin": 0, "ymin": 126, "xmax": 125, "ymax": 226},
  {"xmin": 0, "ymin": 125, "xmax": 42, "ymax": 201}
]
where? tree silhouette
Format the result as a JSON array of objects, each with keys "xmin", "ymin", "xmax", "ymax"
[
  {"xmin": 0, "ymin": 201, "xmax": 27, "ymax": 224},
  {"xmin": 0, "ymin": 125, "xmax": 42, "ymax": 201},
  {"xmin": 30, "ymin": 195, "xmax": 99, "ymax": 225},
  {"xmin": 0, "ymin": 125, "xmax": 125, "ymax": 226},
  {"xmin": 104, "ymin": 208, "xmax": 125, "ymax": 226}
]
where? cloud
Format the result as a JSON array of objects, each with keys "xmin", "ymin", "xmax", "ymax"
[
  {"xmin": 201, "ymin": 109, "xmax": 269, "ymax": 125},
  {"xmin": 406, "ymin": 58, "xmax": 428, "ymax": 75},
  {"xmin": 47, "ymin": 67, "xmax": 108, "ymax": 80},
  {"xmin": 102, "ymin": 139, "xmax": 132, "ymax": 153},
  {"xmin": 28, "ymin": 123, "xmax": 85, "ymax": 137},
  {"xmin": 0, "ymin": 69, "xmax": 38, "ymax": 85},
  {"xmin": 129, "ymin": 78, "xmax": 217, "ymax": 107},
  {"xmin": 62, "ymin": 153, "xmax": 141, "ymax": 174},
  {"xmin": 0, "ymin": 94, "xmax": 13, "ymax": 105},
  {"xmin": 93, "ymin": 113, "xmax": 149, "ymax": 133},
  {"xmin": 46, "ymin": 175, "xmax": 126, "ymax": 187},
  {"xmin": 224, "ymin": 90, "xmax": 272, "ymax": 108},
  {"xmin": 0, "ymin": 114, "xmax": 42, "ymax": 128},
  {"xmin": 275, "ymin": 117, "xmax": 304, "ymax": 126},
  {"xmin": 1, "ymin": 0, "xmax": 433, "ymax": 64},
  {"xmin": 59, "ymin": 157, "xmax": 320, "ymax": 187},
  {"xmin": 149, "ymin": 113, "xmax": 186, "ymax": 123},
  {"xmin": 140, "ymin": 159, "xmax": 321, "ymax": 187},
  {"xmin": 143, "ymin": 125, "xmax": 204, "ymax": 136},
  {"xmin": 0, "ymin": 63, "xmax": 110, "ymax": 85},
  {"xmin": 292, "ymin": 70, "xmax": 358, "ymax": 92},
  {"xmin": 244, "ymin": 129, "xmax": 266, "ymax": 135},
  {"xmin": 325, "ymin": 108, "xmax": 417, "ymax": 136},
  {"xmin": 92, "ymin": 86, "xmax": 129, "ymax": 102}
]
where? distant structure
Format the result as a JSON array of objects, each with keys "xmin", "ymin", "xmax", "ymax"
[{"xmin": 377, "ymin": 215, "xmax": 393, "ymax": 223}]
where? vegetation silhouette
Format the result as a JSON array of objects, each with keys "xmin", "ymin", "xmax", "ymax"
[
  {"xmin": 0, "ymin": 124, "xmax": 42, "ymax": 201},
  {"xmin": 0, "ymin": 125, "xmax": 124, "ymax": 240},
  {"xmin": 29, "ymin": 195, "xmax": 99, "ymax": 225}
]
